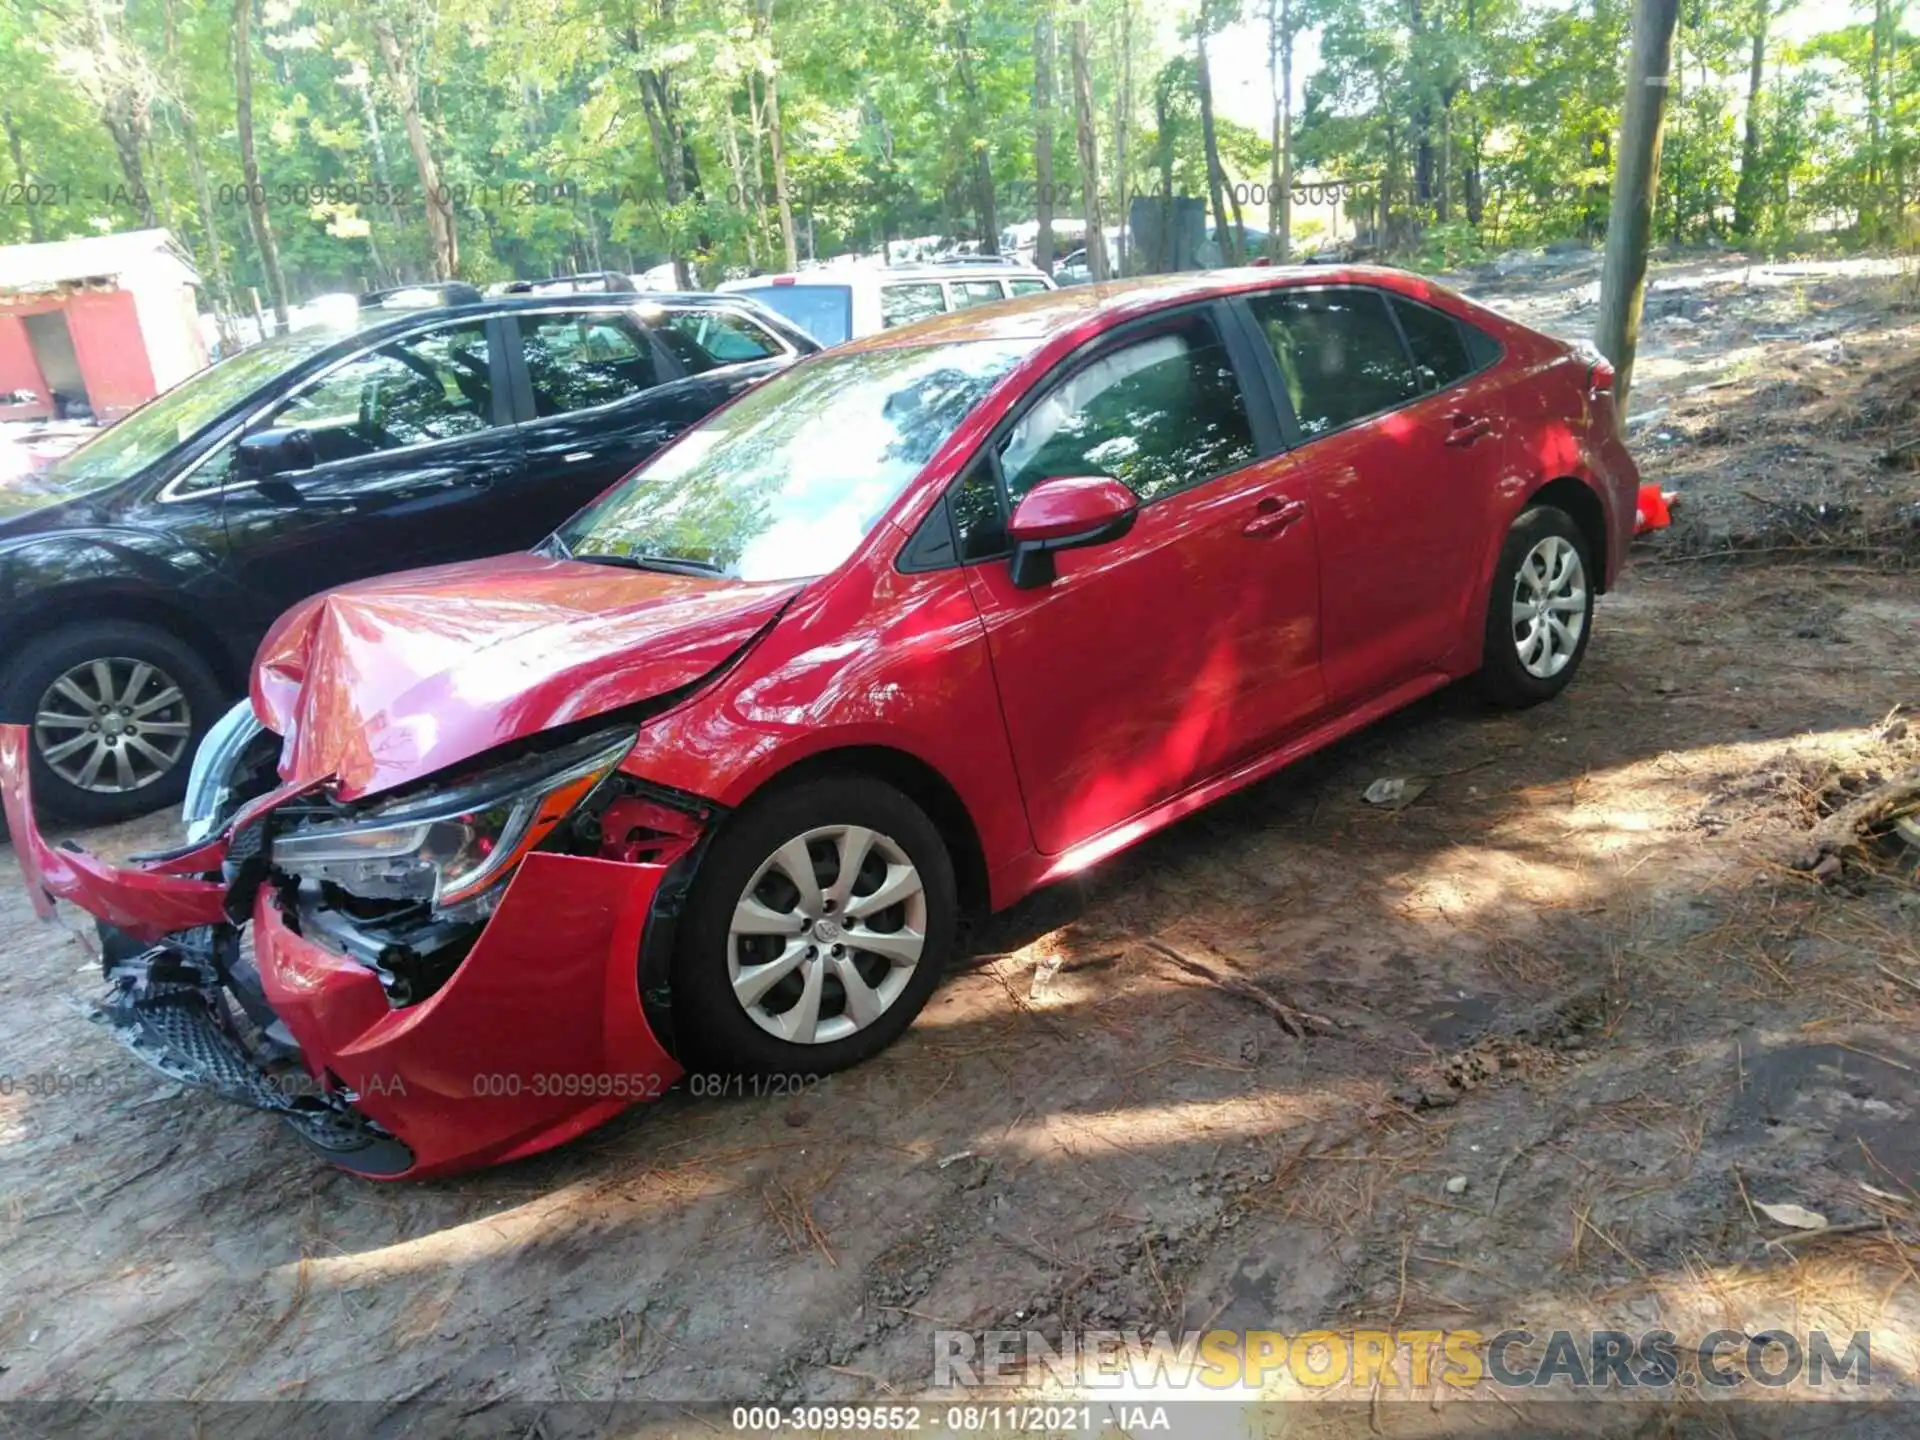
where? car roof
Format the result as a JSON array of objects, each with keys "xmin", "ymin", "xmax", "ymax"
[
  {"xmin": 833, "ymin": 264, "xmax": 1448, "ymax": 353},
  {"xmin": 721, "ymin": 264, "xmax": 1045, "ymax": 290}
]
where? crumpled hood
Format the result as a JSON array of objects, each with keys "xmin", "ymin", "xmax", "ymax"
[{"xmin": 253, "ymin": 552, "xmax": 802, "ymax": 800}]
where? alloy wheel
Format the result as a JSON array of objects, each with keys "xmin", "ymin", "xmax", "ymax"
[
  {"xmin": 33, "ymin": 657, "xmax": 195, "ymax": 795},
  {"xmin": 727, "ymin": 824, "xmax": 927, "ymax": 1045},
  {"xmin": 1510, "ymin": 535, "xmax": 1587, "ymax": 679}
]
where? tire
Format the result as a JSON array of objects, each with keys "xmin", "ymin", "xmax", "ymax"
[
  {"xmin": 671, "ymin": 774, "xmax": 958, "ymax": 1078},
  {"xmin": 1474, "ymin": 504, "xmax": 1596, "ymax": 710},
  {"xmin": 1, "ymin": 621, "xmax": 226, "ymax": 826}
]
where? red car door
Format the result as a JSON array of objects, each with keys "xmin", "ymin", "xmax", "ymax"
[
  {"xmin": 955, "ymin": 306, "xmax": 1326, "ymax": 858},
  {"xmin": 1237, "ymin": 285, "xmax": 1491, "ymax": 706}
]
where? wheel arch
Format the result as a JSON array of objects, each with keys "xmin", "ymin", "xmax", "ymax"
[
  {"xmin": 724, "ymin": 744, "xmax": 993, "ymax": 922},
  {"xmin": 0, "ymin": 589, "xmax": 244, "ymax": 710},
  {"xmin": 1525, "ymin": 475, "xmax": 1609, "ymax": 594}
]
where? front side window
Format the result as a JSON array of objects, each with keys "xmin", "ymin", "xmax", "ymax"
[
  {"xmin": 1246, "ymin": 287, "xmax": 1419, "ymax": 438},
  {"xmin": 951, "ymin": 280, "xmax": 1007, "ymax": 311},
  {"xmin": 553, "ymin": 338, "xmax": 1037, "ymax": 582},
  {"xmin": 996, "ymin": 313, "xmax": 1257, "ymax": 508},
  {"xmin": 519, "ymin": 310, "xmax": 659, "ymax": 416},
  {"xmin": 655, "ymin": 307, "xmax": 784, "ymax": 372},
  {"xmin": 260, "ymin": 323, "xmax": 493, "ymax": 468},
  {"xmin": 881, "ymin": 283, "xmax": 947, "ymax": 329},
  {"xmin": 1008, "ymin": 277, "xmax": 1051, "ymax": 297},
  {"xmin": 56, "ymin": 327, "xmax": 346, "ymax": 497},
  {"xmin": 1390, "ymin": 295, "xmax": 1474, "ymax": 391}
]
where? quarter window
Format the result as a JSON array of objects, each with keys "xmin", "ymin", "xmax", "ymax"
[
  {"xmin": 656, "ymin": 307, "xmax": 784, "ymax": 372},
  {"xmin": 881, "ymin": 283, "xmax": 947, "ymax": 329},
  {"xmin": 997, "ymin": 313, "xmax": 1257, "ymax": 508},
  {"xmin": 255, "ymin": 323, "xmax": 494, "ymax": 470},
  {"xmin": 1245, "ymin": 287, "xmax": 1420, "ymax": 438},
  {"xmin": 1390, "ymin": 295, "xmax": 1475, "ymax": 391},
  {"xmin": 519, "ymin": 310, "xmax": 660, "ymax": 416}
]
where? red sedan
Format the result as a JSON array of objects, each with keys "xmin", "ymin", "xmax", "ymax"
[{"xmin": 0, "ymin": 267, "xmax": 1638, "ymax": 1178}]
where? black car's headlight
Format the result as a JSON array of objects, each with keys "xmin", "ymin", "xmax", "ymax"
[{"xmin": 272, "ymin": 729, "xmax": 635, "ymax": 919}]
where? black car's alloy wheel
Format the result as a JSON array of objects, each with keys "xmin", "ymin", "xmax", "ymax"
[{"xmin": 3, "ymin": 622, "xmax": 225, "ymax": 825}]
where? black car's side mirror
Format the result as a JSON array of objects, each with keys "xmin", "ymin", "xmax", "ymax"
[{"xmin": 234, "ymin": 427, "xmax": 316, "ymax": 501}]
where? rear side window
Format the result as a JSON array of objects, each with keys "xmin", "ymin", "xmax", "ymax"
[
  {"xmin": 1390, "ymin": 296, "xmax": 1475, "ymax": 390},
  {"xmin": 881, "ymin": 283, "xmax": 947, "ymax": 329},
  {"xmin": 655, "ymin": 307, "xmax": 784, "ymax": 373},
  {"xmin": 728, "ymin": 284, "xmax": 852, "ymax": 346},
  {"xmin": 1245, "ymin": 287, "xmax": 1419, "ymax": 438},
  {"xmin": 951, "ymin": 280, "xmax": 1007, "ymax": 311},
  {"xmin": 519, "ymin": 311, "xmax": 660, "ymax": 416}
]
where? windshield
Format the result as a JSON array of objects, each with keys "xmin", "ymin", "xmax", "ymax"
[
  {"xmin": 729, "ymin": 284, "xmax": 854, "ymax": 346},
  {"xmin": 554, "ymin": 339, "xmax": 1036, "ymax": 581},
  {"xmin": 42, "ymin": 328, "xmax": 347, "ymax": 494}
]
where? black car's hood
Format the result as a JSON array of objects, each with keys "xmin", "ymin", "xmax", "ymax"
[{"xmin": 0, "ymin": 470, "xmax": 110, "ymax": 535}]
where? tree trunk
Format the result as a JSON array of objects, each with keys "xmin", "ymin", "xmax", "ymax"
[
  {"xmin": 374, "ymin": 17, "xmax": 458, "ymax": 280},
  {"xmin": 1155, "ymin": 83, "xmax": 1175, "ymax": 271},
  {"xmin": 1034, "ymin": 7, "xmax": 1056, "ymax": 272},
  {"xmin": 1195, "ymin": 26, "xmax": 1237, "ymax": 266},
  {"xmin": 233, "ymin": 0, "xmax": 290, "ymax": 328},
  {"xmin": 1069, "ymin": 9, "xmax": 1107, "ymax": 281},
  {"xmin": 721, "ymin": 104, "xmax": 758, "ymax": 267},
  {"xmin": 1112, "ymin": 0, "xmax": 1131, "ymax": 274},
  {"xmin": 1730, "ymin": 0, "xmax": 1768, "ymax": 239},
  {"xmin": 1267, "ymin": 0, "xmax": 1293, "ymax": 260},
  {"xmin": 3, "ymin": 112, "xmax": 44, "ymax": 243},
  {"xmin": 102, "ymin": 93, "xmax": 157, "ymax": 226},
  {"xmin": 1595, "ymin": 0, "xmax": 1681, "ymax": 412},
  {"xmin": 755, "ymin": 0, "xmax": 799, "ymax": 270},
  {"xmin": 352, "ymin": 70, "xmax": 408, "ymax": 282}
]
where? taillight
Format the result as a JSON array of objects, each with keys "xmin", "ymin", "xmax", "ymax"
[{"xmin": 1572, "ymin": 340, "xmax": 1615, "ymax": 398}]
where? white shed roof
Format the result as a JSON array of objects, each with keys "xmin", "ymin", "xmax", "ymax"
[{"xmin": 0, "ymin": 229, "xmax": 200, "ymax": 295}]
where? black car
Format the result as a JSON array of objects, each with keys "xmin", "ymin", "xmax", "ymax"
[{"xmin": 0, "ymin": 282, "xmax": 817, "ymax": 824}]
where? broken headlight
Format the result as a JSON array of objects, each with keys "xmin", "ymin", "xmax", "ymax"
[{"xmin": 272, "ymin": 730, "xmax": 635, "ymax": 919}]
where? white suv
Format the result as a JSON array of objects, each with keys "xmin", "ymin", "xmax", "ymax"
[{"xmin": 717, "ymin": 260, "xmax": 1055, "ymax": 347}]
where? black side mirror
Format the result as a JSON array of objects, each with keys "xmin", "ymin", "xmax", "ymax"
[
  {"xmin": 1005, "ymin": 475, "xmax": 1140, "ymax": 589},
  {"xmin": 233, "ymin": 427, "xmax": 316, "ymax": 499}
]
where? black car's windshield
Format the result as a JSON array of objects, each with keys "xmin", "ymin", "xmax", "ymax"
[
  {"xmin": 554, "ymin": 338, "xmax": 1036, "ymax": 581},
  {"xmin": 42, "ymin": 327, "xmax": 346, "ymax": 494}
]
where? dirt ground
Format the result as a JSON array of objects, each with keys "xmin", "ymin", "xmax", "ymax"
[{"xmin": 1, "ymin": 254, "xmax": 1917, "ymax": 1433}]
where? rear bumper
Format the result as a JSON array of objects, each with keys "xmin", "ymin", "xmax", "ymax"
[{"xmin": 1, "ymin": 722, "xmax": 685, "ymax": 1180}]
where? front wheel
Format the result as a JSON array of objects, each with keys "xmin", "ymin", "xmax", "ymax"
[
  {"xmin": 671, "ymin": 775, "xmax": 957, "ymax": 1078},
  {"xmin": 1475, "ymin": 505, "xmax": 1596, "ymax": 709},
  {"xmin": 1, "ymin": 620, "xmax": 226, "ymax": 825}
]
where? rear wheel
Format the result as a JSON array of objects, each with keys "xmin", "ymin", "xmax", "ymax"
[
  {"xmin": 1475, "ymin": 505, "xmax": 1595, "ymax": 709},
  {"xmin": 671, "ymin": 775, "xmax": 957, "ymax": 1077},
  {"xmin": 2, "ymin": 621, "xmax": 225, "ymax": 825}
]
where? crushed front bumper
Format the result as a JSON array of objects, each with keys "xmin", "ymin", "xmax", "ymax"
[{"xmin": 0, "ymin": 724, "xmax": 686, "ymax": 1179}]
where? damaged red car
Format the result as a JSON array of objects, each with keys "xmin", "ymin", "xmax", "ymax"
[{"xmin": 0, "ymin": 268, "xmax": 1638, "ymax": 1179}]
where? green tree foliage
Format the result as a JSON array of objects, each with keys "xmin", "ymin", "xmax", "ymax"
[{"xmin": 0, "ymin": 0, "xmax": 1913, "ymax": 309}]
